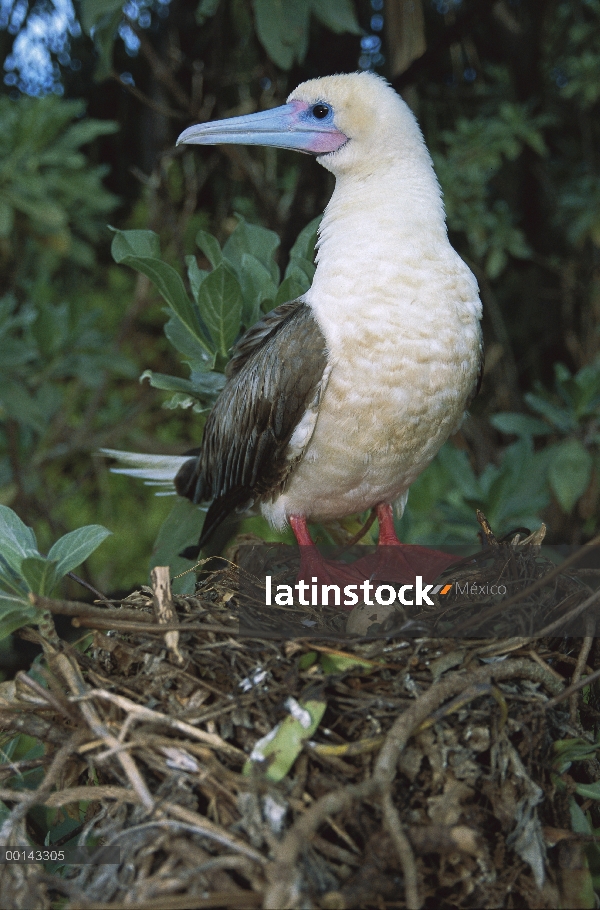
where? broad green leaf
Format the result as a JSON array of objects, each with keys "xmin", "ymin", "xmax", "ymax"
[
  {"xmin": 20, "ymin": 557, "xmax": 60, "ymax": 597},
  {"xmin": 141, "ymin": 369, "xmax": 225, "ymax": 402},
  {"xmin": 282, "ymin": 261, "xmax": 313, "ymax": 294},
  {"xmin": 111, "ymin": 230, "xmax": 213, "ymax": 355},
  {"xmin": 524, "ymin": 391, "xmax": 576, "ymax": 433},
  {"xmin": 223, "ymin": 216, "xmax": 280, "ymax": 283},
  {"xmin": 548, "ymin": 438, "xmax": 593, "ymax": 513},
  {"xmin": 490, "ymin": 413, "xmax": 553, "ymax": 437},
  {"xmin": 189, "ymin": 370, "xmax": 227, "ymax": 400},
  {"xmin": 186, "ymin": 256, "xmax": 209, "ymax": 302},
  {"xmin": 252, "ymin": 0, "xmax": 311, "ymax": 69},
  {"xmin": 239, "ymin": 253, "xmax": 277, "ymax": 326},
  {"xmin": 275, "ymin": 275, "xmax": 306, "ymax": 307},
  {"xmin": 288, "ymin": 215, "xmax": 320, "ymax": 263},
  {"xmin": 141, "ymin": 370, "xmax": 201, "ymax": 394},
  {"xmin": 310, "ymin": 0, "xmax": 361, "ymax": 34},
  {"xmin": 164, "ymin": 314, "xmax": 215, "ymax": 371},
  {"xmin": 0, "ymin": 605, "xmax": 38, "ymax": 642},
  {"xmin": 196, "ymin": 230, "xmax": 223, "ymax": 269},
  {"xmin": 243, "ymin": 698, "xmax": 326, "ymax": 781},
  {"xmin": 151, "ymin": 499, "xmax": 206, "ymax": 594},
  {"xmin": 110, "ymin": 228, "xmax": 161, "ymax": 261},
  {"xmin": 0, "ymin": 506, "xmax": 39, "ymax": 574},
  {"xmin": 0, "ymin": 557, "xmax": 29, "ymax": 597},
  {"xmin": 47, "ymin": 525, "xmax": 112, "ymax": 579},
  {"xmin": 197, "ymin": 264, "xmax": 243, "ymax": 357}
]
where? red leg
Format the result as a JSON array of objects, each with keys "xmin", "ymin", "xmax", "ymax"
[
  {"xmin": 289, "ymin": 514, "xmax": 314, "ymax": 546},
  {"xmin": 287, "ymin": 510, "xmax": 458, "ymax": 610},
  {"xmin": 376, "ymin": 503, "xmax": 401, "ymax": 546}
]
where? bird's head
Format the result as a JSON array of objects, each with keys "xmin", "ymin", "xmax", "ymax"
[{"xmin": 177, "ymin": 72, "xmax": 425, "ymax": 178}]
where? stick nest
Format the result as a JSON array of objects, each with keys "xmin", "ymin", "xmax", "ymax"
[{"xmin": 0, "ymin": 523, "xmax": 599, "ymax": 910}]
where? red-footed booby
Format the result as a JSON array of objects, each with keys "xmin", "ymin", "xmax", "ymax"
[{"xmin": 110, "ymin": 73, "xmax": 483, "ymax": 590}]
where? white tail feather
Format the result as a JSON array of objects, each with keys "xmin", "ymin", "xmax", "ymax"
[{"xmin": 99, "ymin": 448, "xmax": 191, "ymax": 492}]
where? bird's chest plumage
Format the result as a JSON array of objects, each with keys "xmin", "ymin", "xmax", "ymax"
[{"xmin": 265, "ymin": 246, "xmax": 482, "ymax": 525}]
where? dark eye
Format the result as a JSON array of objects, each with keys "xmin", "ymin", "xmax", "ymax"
[{"xmin": 311, "ymin": 103, "xmax": 330, "ymax": 120}]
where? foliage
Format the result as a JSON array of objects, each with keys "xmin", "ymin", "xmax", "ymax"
[
  {"xmin": 433, "ymin": 98, "xmax": 549, "ymax": 279},
  {"xmin": 0, "ymin": 95, "xmax": 118, "ymax": 290},
  {"xmin": 0, "ymin": 504, "xmax": 110, "ymax": 640},
  {"xmin": 81, "ymin": 0, "xmax": 361, "ymax": 84},
  {"xmin": 110, "ymin": 216, "xmax": 320, "ymax": 574},
  {"xmin": 491, "ymin": 359, "xmax": 600, "ymax": 521}
]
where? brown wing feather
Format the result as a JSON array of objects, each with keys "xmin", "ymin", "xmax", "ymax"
[{"xmin": 175, "ymin": 301, "xmax": 328, "ymax": 551}]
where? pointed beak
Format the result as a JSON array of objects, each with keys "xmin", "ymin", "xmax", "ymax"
[{"xmin": 177, "ymin": 101, "xmax": 347, "ymax": 156}]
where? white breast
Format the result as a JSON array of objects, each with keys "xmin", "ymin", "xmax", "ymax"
[{"xmin": 261, "ymin": 162, "xmax": 482, "ymax": 531}]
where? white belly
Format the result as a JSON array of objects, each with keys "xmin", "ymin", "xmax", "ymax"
[{"xmin": 261, "ymin": 251, "xmax": 482, "ymax": 528}]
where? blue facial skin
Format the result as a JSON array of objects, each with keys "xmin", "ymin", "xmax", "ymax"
[{"xmin": 177, "ymin": 101, "xmax": 347, "ymax": 156}]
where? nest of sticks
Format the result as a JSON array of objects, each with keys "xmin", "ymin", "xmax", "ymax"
[{"xmin": 1, "ymin": 517, "xmax": 600, "ymax": 910}]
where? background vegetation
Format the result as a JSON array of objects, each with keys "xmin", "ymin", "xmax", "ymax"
[{"xmin": 1, "ymin": 0, "xmax": 599, "ymax": 618}]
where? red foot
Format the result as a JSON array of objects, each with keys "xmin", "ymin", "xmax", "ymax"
[{"xmin": 289, "ymin": 511, "xmax": 458, "ymax": 609}]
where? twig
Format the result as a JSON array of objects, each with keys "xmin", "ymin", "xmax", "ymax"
[
  {"xmin": 264, "ymin": 657, "xmax": 563, "ymax": 908},
  {"xmin": 451, "ymin": 534, "xmax": 600, "ymax": 635},
  {"xmin": 543, "ymin": 665, "xmax": 600, "ymax": 711},
  {"xmin": 570, "ymin": 613, "xmax": 596, "ymax": 724},
  {"xmin": 72, "ymin": 689, "xmax": 245, "ymax": 759},
  {"xmin": 126, "ymin": 19, "xmax": 191, "ymax": 110},
  {"xmin": 151, "ymin": 565, "xmax": 184, "ymax": 665},
  {"xmin": 109, "ymin": 70, "xmax": 187, "ymax": 120},
  {"xmin": 53, "ymin": 652, "xmax": 154, "ymax": 811},
  {"xmin": 381, "ymin": 790, "xmax": 420, "ymax": 909},
  {"xmin": 67, "ymin": 573, "xmax": 110, "ymax": 604}
]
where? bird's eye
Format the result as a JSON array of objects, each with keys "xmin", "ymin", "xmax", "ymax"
[{"xmin": 311, "ymin": 103, "xmax": 330, "ymax": 120}]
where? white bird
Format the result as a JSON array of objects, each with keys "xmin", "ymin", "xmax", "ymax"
[{"xmin": 109, "ymin": 73, "xmax": 483, "ymax": 578}]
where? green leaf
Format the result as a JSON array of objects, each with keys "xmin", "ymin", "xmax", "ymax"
[
  {"xmin": 321, "ymin": 653, "xmax": 381, "ymax": 673},
  {"xmin": 575, "ymin": 782, "xmax": 600, "ymax": 801},
  {"xmin": 524, "ymin": 391, "xmax": 576, "ymax": 433},
  {"xmin": 275, "ymin": 275, "xmax": 305, "ymax": 306},
  {"xmin": 548, "ymin": 438, "xmax": 593, "ymax": 512},
  {"xmin": 151, "ymin": 499, "xmax": 206, "ymax": 595},
  {"xmin": 310, "ymin": 0, "xmax": 361, "ymax": 34},
  {"xmin": 196, "ymin": 264, "xmax": 243, "ymax": 357},
  {"xmin": 0, "ymin": 602, "xmax": 38, "ymax": 642},
  {"xmin": 243, "ymin": 698, "xmax": 326, "ymax": 781},
  {"xmin": 196, "ymin": 230, "xmax": 223, "ymax": 269},
  {"xmin": 288, "ymin": 215, "xmax": 320, "ymax": 263},
  {"xmin": 0, "ymin": 506, "xmax": 39, "ymax": 574},
  {"xmin": 252, "ymin": 0, "xmax": 311, "ymax": 69},
  {"xmin": 186, "ymin": 256, "xmax": 209, "ymax": 302},
  {"xmin": 0, "ymin": 558, "xmax": 29, "ymax": 598},
  {"xmin": 110, "ymin": 228, "xmax": 161, "ymax": 261},
  {"xmin": 47, "ymin": 525, "xmax": 112, "ymax": 579},
  {"xmin": 164, "ymin": 314, "xmax": 215, "ymax": 372},
  {"xmin": 111, "ymin": 229, "xmax": 213, "ymax": 355},
  {"xmin": 239, "ymin": 253, "xmax": 278, "ymax": 326},
  {"xmin": 141, "ymin": 370, "xmax": 201, "ymax": 394},
  {"xmin": 223, "ymin": 216, "xmax": 280, "ymax": 283},
  {"xmin": 490, "ymin": 413, "xmax": 553, "ymax": 437},
  {"xmin": 20, "ymin": 557, "xmax": 60, "ymax": 597},
  {"xmin": 282, "ymin": 260, "xmax": 313, "ymax": 294}
]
